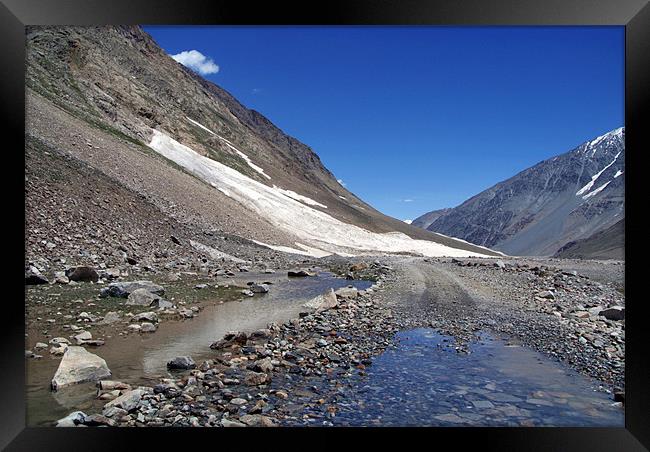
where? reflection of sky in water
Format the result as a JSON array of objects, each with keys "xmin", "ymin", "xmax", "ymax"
[
  {"xmin": 332, "ymin": 329, "xmax": 623, "ymax": 427},
  {"xmin": 139, "ymin": 274, "xmax": 371, "ymax": 374}
]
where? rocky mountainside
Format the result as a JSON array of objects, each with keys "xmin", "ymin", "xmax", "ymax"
[
  {"xmin": 553, "ymin": 218, "xmax": 624, "ymax": 260},
  {"xmin": 411, "ymin": 208, "xmax": 452, "ymax": 230},
  {"xmin": 25, "ymin": 24, "xmax": 500, "ymax": 280},
  {"xmin": 413, "ymin": 128, "xmax": 624, "ymax": 257}
]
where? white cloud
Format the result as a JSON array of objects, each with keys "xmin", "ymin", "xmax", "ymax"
[
  {"xmin": 170, "ymin": 50, "xmax": 219, "ymax": 75},
  {"xmin": 337, "ymin": 179, "xmax": 347, "ymax": 187},
  {"xmin": 402, "ymin": 199, "xmax": 414, "ymax": 203}
]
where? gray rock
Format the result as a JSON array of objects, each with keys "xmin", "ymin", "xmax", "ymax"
[
  {"xmin": 55, "ymin": 411, "xmax": 87, "ymax": 427},
  {"xmin": 537, "ymin": 290, "xmax": 555, "ymax": 299},
  {"xmin": 25, "ymin": 266, "xmax": 49, "ymax": 285},
  {"xmin": 303, "ymin": 289, "xmax": 338, "ymax": 313},
  {"xmin": 221, "ymin": 418, "xmax": 247, "ymax": 427},
  {"xmin": 126, "ymin": 288, "xmax": 161, "ymax": 306},
  {"xmin": 51, "ymin": 346, "xmax": 111, "ymax": 390},
  {"xmin": 334, "ymin": 287, "xmax": 358, "ymax": 299},
  {"xmin": 250, "ymin": 284, "xmax": 269, "ymax": 293},
  {"xmin": 167, "ymin": 356, "xmax": 196, "ymax": 370},
  {"xmin": 140, "ymin": 322, "xmax": 157, "ymax": 333},
  {"xmin": 131, "ymin": 311, "xmax": 159, "ymax": 323},
  {"xmin": 106, "ymin": 281, "xmax": 165, "ymax": 298},
  {"xmin": 100, "ymin": 311, "xmax": 121, "ymax": 324},
  {"xmin": 73, "ymin": 331, "xmax": 92, "ymax": 344},
  {"xmin": 104, "ymin": 389, "xmax": 147, "ymax": 412}
]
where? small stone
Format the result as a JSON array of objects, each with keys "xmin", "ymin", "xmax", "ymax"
[{"xmin": 167, "ymin": 356, "xmax": 196, "ymax": 370}]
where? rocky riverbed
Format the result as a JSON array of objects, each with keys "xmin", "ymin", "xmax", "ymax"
[{"xmin": 26, "ymin": 256, "xmax": 624, "ymax": 427}]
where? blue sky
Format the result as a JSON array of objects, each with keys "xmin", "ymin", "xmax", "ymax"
[{"xmin": 143, "ymin": 26, "xmax": 624, "ymax": 221}]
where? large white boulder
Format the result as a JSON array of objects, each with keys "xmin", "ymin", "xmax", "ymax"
[
  {"xmin": 303, "ymin": 288, "xmax": 338, "ymax": 313},
  {"xmin": 51, "ymin": 346, "xmax": 111, "ymax": 390}
]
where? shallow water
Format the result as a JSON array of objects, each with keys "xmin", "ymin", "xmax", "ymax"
[
  {"xmin": 332, "ymin": 328, "xmax": 623, "ymax": 427},
  {"xmin": 26, "ymin": 272, "xmax": 370, "ymax": 426}
]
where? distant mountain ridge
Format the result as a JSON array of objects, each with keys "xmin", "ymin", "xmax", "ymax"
[{"xmin": 412, "ymin": 128, "xmax": 624, "ymax": 257}]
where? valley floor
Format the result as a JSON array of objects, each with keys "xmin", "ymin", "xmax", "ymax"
[{"xmin": 26, "ymin": 255, "xmax": 625, "ymax": 427}]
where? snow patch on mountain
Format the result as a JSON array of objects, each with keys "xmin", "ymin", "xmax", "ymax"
[
  {"xmin": 576, "ymin": 151, "xmax": 621, "ymax": 196},
  {"xmin": 148, "ymin": 129, "xmax": 495, "ymax": 258},
  {"xmin": 272, "ymin": 186, "xmax": 327, "ymax": 208},
  {"xmin": 186, "ymin": 116, "xmax": 271, "ymax": 179}
]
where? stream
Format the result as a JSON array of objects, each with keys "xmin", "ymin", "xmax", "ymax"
[{"xmin": 26, "ymin": 271, "xmax": 371, "ymax": 426}]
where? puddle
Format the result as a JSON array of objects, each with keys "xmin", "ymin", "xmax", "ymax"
[
  {"xmin": 26, "ymin": 271, "xmax": 371, "ymax": 426},
  {"xmin": 331, "ymin": 328, "xmax": 623, "ymax": 426}
]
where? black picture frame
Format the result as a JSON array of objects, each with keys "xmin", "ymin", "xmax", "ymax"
[{"xmin": 3, "ymin": 0, "xmax": 648, "ymax": 449}]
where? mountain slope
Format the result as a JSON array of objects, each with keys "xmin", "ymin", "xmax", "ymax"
[
  {"xmin": 25, "ymin": 25, "xmax": 501, "ymax": 261},
  {"xmin": 411, "ymin": 208, "xmax": 452, "ymax": 230},
  {"xmin": 553, "ymin": 218, "xmax": 624, "ymax": 260},
  {"xmin": 413, "ymin": 128, "xmax": 624, "ymax": 256}
]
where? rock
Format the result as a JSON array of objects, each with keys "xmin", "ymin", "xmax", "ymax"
[
  {"xmin": 66, "ymin": 266, "xmax": 99, "ymax": 282},
  {"xmin": 128, "ymin": 324, "xmax": 141, "ymax": 332},
  {"xmin": 102, "ymin": 406, "xmax": 128, "ymax": 418},
  {"xmin": 167, "ymin": 356, "xmax": 196, "ymax": 370},
  {"xmin": 599, "ymin": 306, "xmax": 625, "ymax": 321},
  {"xmin": 106, "ymin": 281, "xmax": 165, "ymax": 298},
  {"xmin": 250, "ymin": 284, "xmax": 269, "ymax": 293},
  {"xmin": 244, "ymin": 372, "xmax": 270, "ymax": 386},
  {"xmin": 240, "ymin": 414, "xmax": 276, "ymax": 427},
  {"xmin": 51, "ymin": 346, "xmax": 111, "ymax": 390},
  {"xmin": 82, "ymin": 414, "xmax": 117, "ymax": 427},
  {"xmin": 170, "ymin": 235, "xmax": 181, "ymax": 245},
  {"xmin": 241, "ymin": 289, "xmax": 255, "ymax": 297},
  {"xmin": 50, "ymin": 344, "xmax": 68, "ymax": 356},
  {"xmin": 349, "ymin": 263, "xmax": 368, "ymax": 272},
  {"xmin": 537, "ymin": 290, "xmax": 555, "ymax": 299},
  {"xmin": 140, "ymin": 322, "xmax": 157, "ymax": 333},
  {"xmin": 493, "ymin": 260, "xmax": 506, "ymax": 269},
  {"xmin": 54, "ymin": 271, "xmax": 70, "ymax": 284},
  {"xmin": 34, "ymin": 342, "xmax": 48, "ymax": 351},
  {"xmin": 252, "ymin": 358, "xmax": 274, "ymax": 373},
  {"xmin": 263, "ymin": 269, "xmax": 276, "ymax": 274},
  {"xmin": 131, "ymin": 312, "xmax": 159, "ymax": 323},
  {"xmin": 149, "ymin": 299, "xmax": 174, "ymax": 309},
  {"xmin": 126, "ymin": 288, "xmax": 161, "ymax": 306},
  {"xmin": 303, "ymin": 289, "xmax": 338, "ymax": 313},
  {"xmin": 73, "ymin": 331, "xmax": 92, "ymax": 344},
  {"xmin": 230, "ymin": 398, "xmax": 248, "ymax": 406},
  {"xmin": 100, "ymin": 311, "xmax": 121, "ymax": 324},
  {"xmin": 288, "ymin": 270, "xmax": 316, "ymax": 277},
  {"xmin": 25, "ymin": 266, "xmax": 49, "ymax": 285},
  {"xmin": 334, "ymin": 287, "xmax": 358, "ymax": 299},
  {"xmin": 55, "ymin": 411, "xmax": 87, "ymax": 427},
  {"xmin": 104, "ymin": 389, "xmax": 147, "ymax": 412},
  {"xmin": 98, "ymin": 380, "xmax": 131, "ymax": 390},
  {"xmin": 221, "ymin": 418, "xmax": 247, "ymax": 427},
  {"xmin": 573, "ymin": 311, "xmax": 590, "ymax": 319},
  {"xmin": 275, "ymin": 390, "xmax": 288, "ymax": 399}
]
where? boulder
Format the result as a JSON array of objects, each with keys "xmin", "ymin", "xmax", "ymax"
[
  {"xmin": 25, "ymin": 266, "xmax": 49, "ymax": 285},
  {"xmin": 303, "ymin": 289, "xmax": 338, "ymax": 313},
  {"xmin": 103, "ymin": 388, "xmax": 147, "ymax": 412},
  {"xmin": 537, "ymin": 290, "xmax": 555, "ymax": 300},
  {"xmin": 51, "ymin": 346, "xmax": 111, "ymax": 390},
  {"xmin": 54, "ymin": 272, "xmax": 70, "ymax": 284},
  {"xmin": 250, "ymin": 284, "xmax": 269, "ymax": 294},
  {"xmin": 140, "ymin": 322, "xmax": 157, "ymax": 333},
  {"xmin": 288, "ymin": 270, "xmax": 316, "ymax": 277},
  {"xmin": 149, "ymin": 298, "xmax": 174, "ymax": 309},
  {"xmin": 126, "ymin": 288, "xmax": 160, "ymax": 306},
  {"xmin": 73, "ymin": 331, "xmax": 92, "ymax": 344},
  {"xmin": 131, "ymin": 312, "xmax": 159, "ymax": 323},
  {"xmin": 167, "ymin": 356, "xmax": 196, "ymax": 370},
  {"xmin": 106, "ymin": 281, "xmax": 165, "ymax": 298},
  {"xmin": 244, "ymin": 371, "xmax": 270, "ymax": 386},
  {"xmin": 66, "ymin": 266, "xmax": 99, "ymax": 282},
  {"xmin": 599, "ymin": 306, "xmax": 625, "ymax": 321},
  {"xmin": 100, "ymin": 311, "xmax": 121, "ymax": 324},
  {"xmin": 349, "ymin": 263, "xmax": 368, "ymax": 272},
  {"xmin": 334, "ymin": 287, "xmax": 358, "ymax": 299},
  {"xmin": 55, "ymin": 411, "xmax": 87, "ymax": 427}
]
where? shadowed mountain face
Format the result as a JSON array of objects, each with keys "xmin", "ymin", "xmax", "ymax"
[
  {"xmin": 413, "ymin": 128, "xmax": 624, "ymax": 257},
  {"xmin": 554, "ymin": 218, "xmax": 624, "ymax": 260},
  {"xmin": 25, "ymin": 25, "xmax": 501, "ymax": 259}
]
